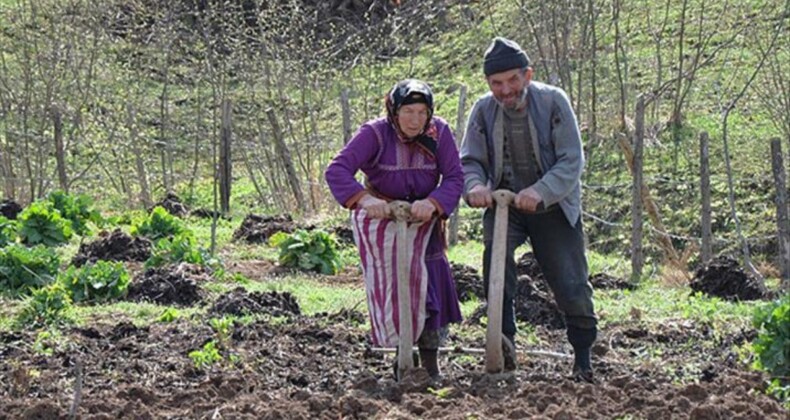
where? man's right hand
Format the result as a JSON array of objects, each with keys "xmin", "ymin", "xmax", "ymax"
[
  {"xmin": 466, "ymin": 184, "xmax": 493, "ymax": 208},
  {"xmin": 359, "ymin": 194, "xmax": 391, "ymax": 219}
]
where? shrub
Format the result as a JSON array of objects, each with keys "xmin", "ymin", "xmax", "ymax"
[
  {"xmin": 131, "ymin": 206, "xmax": 188, "ymax": 240},
  {"xmin": 145, "ymin": 233, "xmax": 223, "ymax": 276},
  {"xmin": 59, "ymin": 261, "xmax": 130, "ymax": 303},
  {"xmin": 269, "ymin": 229, "xmax": 341, "ymax": 275},
  {"xmin": 15, "ymin": 283, "xmax": 73, "ymax": 327},
  {"xmin": 17, "ymin": 202, "xmax": 73, "ymax": 246},
  {"xmin": 46, "ymin": 190, "xmax": 102, "ymax": 235},
  {"xmin": 752, "ymin": 293, "xmax": 790, "ymax": 403},
  {"xmin": 0, "ymin": 216, "xmax": 18, "ymax": 247},
  {"xmin": 0, "ymin": 244, "xmax": 59, "ymax": 295}
]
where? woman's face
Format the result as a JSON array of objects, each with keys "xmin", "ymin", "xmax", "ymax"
[{"xmin": 396, "ymin": 103, "xmax": 429, "ymax": 138}]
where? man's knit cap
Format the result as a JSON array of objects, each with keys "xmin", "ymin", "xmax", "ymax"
[{"xmin": 484, "ymin": 37, "xmax": 530, "ymax": 76}]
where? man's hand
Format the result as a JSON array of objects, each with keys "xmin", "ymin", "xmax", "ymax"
[
  {"xmin": 466, "ymin": 184, "xmax": 493, "ymax": 208},
  {"xmin": 514, "ymin": 187, "xmax": 543, "ymax": 212},
  {"xmin": 359, "ymin": 194, "xmax": 390, "ymax": 219},
  {"xmin": 410, "ymin": 199, "xmax": 436, "ymax": 222}
]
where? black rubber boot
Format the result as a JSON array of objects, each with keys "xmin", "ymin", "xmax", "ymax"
[
  {"xmin": 392, "ymin": 350, "xmax": 420, "ymax": 380},
  {"xmin": 567, "ymin": 325, "xmax": 597, "ymax": 383},
  {"xmin": 502, "ymin": 335, "xmax": 517, "ymax": 372},
  {"xmin": 419, "ymin": 349, "xmax": 440, "ymax": 380}
]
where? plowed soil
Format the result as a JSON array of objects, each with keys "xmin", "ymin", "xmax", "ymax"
[
  {"xmin": 233, "ymin": 214, "xmax": 298, "ymax": 244},
  {"xmin": 0, "ymin": 314, "xmax": 786, "ymax": 419},
  {"xmin": 125, "ymin": 264, "xmax": 209, "ymax": 306},
  {"xmin": 71, "ymin": 229, "xmax": 152, "ymax": 267},
  {"xmin": 150, "ymin": 192, "xmax": 189, "ymax": 217},
  {"xmin": 691, "ymin": 256, "xmax": 771, "ymax": 301}
]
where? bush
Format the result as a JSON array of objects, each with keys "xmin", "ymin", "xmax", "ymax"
[
  {"xmin": 15, "ymin": 283, "xmax": 73, "ymax": 327},
  {"xmin": 131, "ymin": 206, "xmax": 188, "ymax": 240},
  {"xmin": 59, "ymin": 261, "xmax": 130, "ymax": 303},
  {"xmin": 269, "ymin": 229, "xmax": 341, "ymax": 275},
  {"xmin": 0, "ymin": 244, "xmax": 60, "ymax": 295},
  {"xmin": 17, "ymin": 201, "xmax": 73, "ymax": 246},
  {"xmin": 752, "ymin": 293, "xmax": 790, "ymax": 403},
  {"xmin": 46, "ymin": 190, "xmax": 103, "ymax": 235},
  {"xmin": 0, "ymin": 216, "xmax": 18, "ymax": 247}
]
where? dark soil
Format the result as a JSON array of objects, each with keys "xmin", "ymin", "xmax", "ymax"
[
  {"xmin": 71, "ymin": 229, "xmax": 152, "ymax": 266},
  {"xmin": 451, "ymin": 262, "xmax": 484, "ymax": 302},
  {"xmin": 233, "ymin": 214, "xmax": 297, "ymax": 244},
  {"xmin": 330, "ymin": 224, "xmax": 355, "ymax": 245},
  {"xmin": 691, "ymin": 256, "xmax": 771, "ymax": 301},
  {"xmin": 0, "ymin": 199, "xmax": 22, "ymax": 220},
  {"xmin": 0, "ymin": 314, "xmax": 786, "ymax": 419},
  {"xmin": 516, "ymin": 252, "xmax": 544, "ymax": 281},
  {"xmin": 589, "ymin": 273, "xmax": 635, "ymax": 290},
  {"xmin": 150, "ymin": 192, "xmax": 189, "ymax": 217},
  {"xmin": 125, "ymin": 264, "xmax": 208, "ymax": 306},
  {"xmin": 515, "ymin": 275, "xmax": 565, "ymax": 329},
  {"xmin": 210, "ymin": 287, "xmax": 301, "ymax": 317},
  {"xmin": 190, "ymin": 208, "xmax": 230, "ymax": 220}
]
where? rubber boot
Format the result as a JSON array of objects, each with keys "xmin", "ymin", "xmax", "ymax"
[
  {"xmin": 502, "ymin": 335, "xmax": 517, "ymax": 372},
  {"xmin": 567, "ymin": 325, "xmax": 597, "ymax": 383},
  {"xmin": 419, "ymin": 349, "xmax": 440, "ymax": 380},
  {"xmin": 392, "ymin": 350, "xmax": 419, "ymax": 380}
]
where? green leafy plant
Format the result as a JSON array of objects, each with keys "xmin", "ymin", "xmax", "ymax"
[
  {"xmin": 269, "ymin": 229, "xmax": 341, "ymax": 275},
  {"xmin": 46, "ymin": 190, "xmax": 103, "ymax": 235},
  {"xmin": 188, "ymin": 340, "xmax": 223, "ymax": 370},
  {"xmin": 15, "ymin": 283, "xmax": 73, "ymax": 327},
  {"xmin": 59, "ymin": 261, "xmax": 130, "ymax": 303},
  {"xmin": 131, "ymin": 206, "xmax": 188, "ymax": 240},
  {"xmin": 0, "ymin": 216, "xmax": 18, "ymax": 247},
  {"xmin": 158, "ymin": 307, "xmax": 181, "ymax": 323},
  {"xmin": 17, "ymin": 201, "xmax": 73, "ymax": 246},
  {"xmin": 145, "ymin": 233, "xmax": 224, "ymax": 276},
  {"xmin": 752, "ymin": 294, "xmax": 790, "ymax": 404},
  {"xmin": 209, "ymin": 316, "xmax": 234, "ymax": 346},
  {"xmin": 0, "ymin": 244, "xmax": 59, "ymax": 295},
  {"xmin": 33, "ymin": 329, "xmax": 65, "ymax": 356}
]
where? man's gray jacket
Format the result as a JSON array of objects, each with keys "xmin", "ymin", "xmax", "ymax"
[{"xmin": 460, "ymin": 81, "xmax": 584, "ymax": 226}]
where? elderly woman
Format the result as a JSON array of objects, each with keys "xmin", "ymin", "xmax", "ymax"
[{"xmin": 325, "ymin": 79, "xmax": 463, "ymax": 379}]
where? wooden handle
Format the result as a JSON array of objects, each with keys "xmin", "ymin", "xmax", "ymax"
[
  {"xmin": 390, "ymin": 200, "xmax": 414, "ymax": 379},
  {"xmin": 485, "ymin": 189, "xmax": 514, "ymax": 373}
]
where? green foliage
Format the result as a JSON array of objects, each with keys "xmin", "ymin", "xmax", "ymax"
[
  {"xmin": 752, "ymin": 294, "xmax": 790, "ymax": 403},
  {"xmin": 131, "ymin": 206, "xmax": 188, "ymax": 240},
  {"xmin": 269, "ymin": 229, "xmax": 341, "ymax": 275},
  {"xmin": 32, "ymin": 328, "xmax": 64, "ymax": 356},
  {"xmin": 58, "ymin": 261, "xmax": 130, "ymax": 303},
  {"xmin": 0, "ymin": 216, "xmax": 18, "ymax": 247},
  {"xmin": 188, "ymin": 340, "xmax": 223, "ymax": 370},
  {"xmin": 209, "ymin": 316, "xmax": 234, "ymax": 346},
  {"xmin": 17, "ymin": 201, "xmax": 73, "ymax": 246},
  {"xmin": 0, "ymin": 244, "xmax": 59, "ymax": 295},
  {"xmin": 14, "ymin": 283, "xmax": 73, "ymax": 327},
  {"xmin": 46, "ymin": 190, "xmax": 103, "ymax": 235},
  {"xmin": 145, "ymin": 233, "xmax": 223, "ymax": 276},
  {"xmin": 157, "ymin": 307, "xmax": 181, "ymax": 323}
]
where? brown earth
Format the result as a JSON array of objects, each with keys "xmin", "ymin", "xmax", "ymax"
[
  {"xmin": 0, "ymin": 313, "xmax": 786, "ymax": 419},
  {"xmin": 691, "ymin": 256, "xmax": 772, "ymax": 301},
  {"xmin": 210, "ymin": 287, "xmax": 301, "ymax": 317},
  {"xmin": 233, "ymin": 214, "xmax": 298, "ymax": 244},
  {"xmin": 125, "ymin": 263, "xmax": 210, "ymax": 306},
  {"xmin": 71, "ymin": 229, "xmax": 152, "ymax": 267},
  {"xmin": 150, "ymin": 192, "xmax": 189, "ymax": 217},
  {"xmin": 0, "ymin": 199, "xmax": 23, "ymax": 220}
]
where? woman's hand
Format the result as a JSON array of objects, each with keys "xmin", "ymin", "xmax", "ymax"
[
  {"xmin": 359, "ymin": 194, "xmax": 391, "ymax": 219},
  {"xmin": 410, "ymin": 199, "xmax": 436, "ymax": 222}
]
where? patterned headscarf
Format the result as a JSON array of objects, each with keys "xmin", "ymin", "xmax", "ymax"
[{"xmin": 385, "ymin": 79, "xmax": 438, "ymax": 159}]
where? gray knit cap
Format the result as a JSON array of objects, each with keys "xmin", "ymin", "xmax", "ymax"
[{"xmin": 483, "ymin": 37, "xmax": 530, "ymax": 76}]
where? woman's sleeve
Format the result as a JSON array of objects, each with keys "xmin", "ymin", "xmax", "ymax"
[
  {"xmin": 325, "ymin": 124, "xmax": 380, "ymax": 208},
  {"xmin": 427, "ymin": 123, "xmax": 464, "ymax": 218}
]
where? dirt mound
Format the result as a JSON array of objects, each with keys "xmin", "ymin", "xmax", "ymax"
[
  {"xmin": 515, "ymin": 275, "xmax": 565, "ymax": 329},
  {"xmin": 71, "ymin": 229, "xmax": 152, "ymax": 266},
  {"xmin": 331, "ymin": 224, "xmax": 355, "ymax": 245},
  {"xmin": 314, "ymin": 307, "xmax": 367, "ymax": 325},
  {"xmin": 125, "ymin": 264, "xmax": 207, "ymax": 306},
  {"xmin": 0, "ymin": 199, "xmax": 22, "ymax": 220},
  {"xmin": 451, "ymin": 262, "xmax": 484, "ymax": 302},
  {"xmin": 233, "ymin": 214, "xmax": 297, "ymax": 244},
  {"xmin": 691, "ymin": 256, "xmax": 770, "ymax": 301},
  {"xmin": 150, "ymin": 192, "xmax": 189, "ymax": 217},
  {"xmin": 589, "ymin": 273, "xmax": 635, "ymax": 290},
  {"xmin": 516, "ymin": 252, "xmax": 544, "ymax": 280},
  {"xmin": 210, "ymin": 287, "xmax": 301, "ymax": 317},
  {"xmin": 190, "ymin": 208, "xmax": 230, "ymax": 220}
]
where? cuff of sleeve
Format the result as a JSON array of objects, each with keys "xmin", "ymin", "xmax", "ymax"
[
  {"xmin": 344, "ymin": 190, "xmax": 369, "ymax": 209},
  {"xmin": 427, "ymin": 197, "xmax": 446, "ymax": 218},
  {"xmin": 464, "ymin": 177, "xmax": 485, "ymax": 194},
  {"xmin": 531, "ymin": 182, "xmax": 553, "ymax": 206}
]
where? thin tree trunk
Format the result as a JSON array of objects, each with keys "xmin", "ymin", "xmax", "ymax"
[
  {"xmin": 770, "ymin": 138, "xmax": 790, "ymax": 282},
  {"xmin": 126, "ymin": 104, "xmax": 151, "ymax": 209},
  {"xmin": 448, "ymin": 85, "xmax": 467, "ymax": 246},
  {"xmin": 630, "ymin": 96, "xmax": 645, "ymax": 283},
  {"xmin": 266, "ymin": 109, "xmax": 306, "ymax": 213},
  {"xmin": 52, "ymin": 104, "xmax": 68, "ymax": 193},
  {"xmin": 219, "ymin": 99, "xmax": 232, "ymax": 214},
  {"xmin": 699, "ymin": 132, "xmax": 712, "ymax": 264}
]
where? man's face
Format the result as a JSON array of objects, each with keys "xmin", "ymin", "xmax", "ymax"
[{"xmin": 486, "ymin": 67, "xmax": 533, "ymax": 110}]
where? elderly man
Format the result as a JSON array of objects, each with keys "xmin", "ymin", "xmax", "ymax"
[{"xmin": 460, "ymin": 37, "xmax": 597, "ymax": 382}]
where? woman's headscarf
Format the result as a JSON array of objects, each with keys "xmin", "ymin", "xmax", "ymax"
[{"xmin": 385, "ymin": 79, "xmax": 438, "ymax": 159}]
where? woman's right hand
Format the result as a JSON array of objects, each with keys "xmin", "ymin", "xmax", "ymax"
[{"xmin": 359, "ymin": 194, "xmax": 391, "ymax": 219}]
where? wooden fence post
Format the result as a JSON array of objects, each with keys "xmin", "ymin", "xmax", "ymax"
[
  {"xmin": 630, "ymin": 95, "xmax": 645, "ymax": 283},
  {"xmin": 219, "ymin": 99, "xmax": 232, "ymax": 214},
  {"xmin": 266, "ymin": 108, "xmax": 307, "ymax": 214},
  {"xmin": 770, "ymin": 138, "xmax": 790, "ymax": 286},
  {"xmin": 53, "ymin": 104, "xmax": 68, "ymax": 193},
  {"xmin": 700, "ymin": 131, "xmax": 712, "ymax": 264},
  {"xmin": 448, "ymin": 84, "xmax": 467, "ymax": 246}
]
